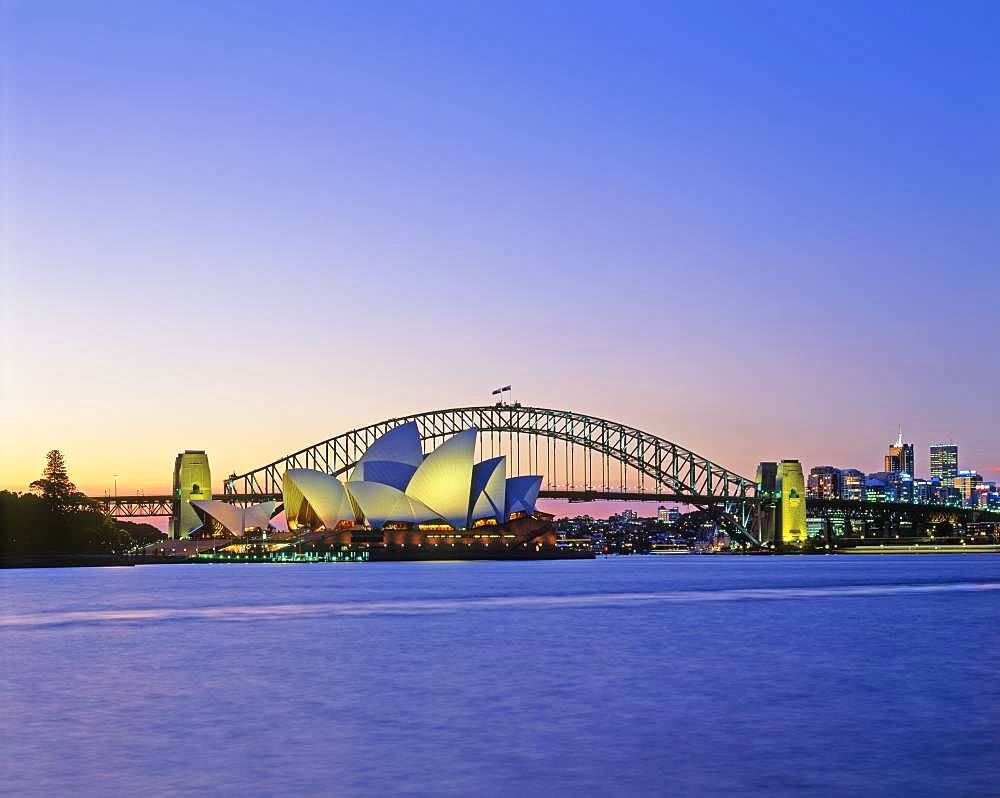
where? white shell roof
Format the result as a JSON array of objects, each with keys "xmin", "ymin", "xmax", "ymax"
[
  {"xmin": 406, "ymin": 428, "xmax": 477, "ymax": 531},
  {"xmin": 344, "ymin": 481, "xmax": 439, "ymax": 529},
  {"xmin": 300, "ymin": 425, "xmax": 544, "ymax": 532},
  {"xmin": 504, "ymin": 476, "xmax": 542, "ymax": 520},
  {"xmin": 268, "ymin": 511, "xmax": 289, "ymax": 533},
  {"xmin": 283, "ymin": 468, "xmax": 355, "ymax": 530},
  {"xmin": 350, "ymin": 421, "xmax": 423, "ymax": 489},
  {"xmin": 469, "ymin": 456, "xmax": 506, "ymax": 526},
  {"xmin": 191, "ymin": 500, "xmax": 276, "ymax": 536}
]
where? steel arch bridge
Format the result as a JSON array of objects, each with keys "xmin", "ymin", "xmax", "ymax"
[{"xmin": 224, "ymin": 405, "xmax": 759, "ymax": 542}]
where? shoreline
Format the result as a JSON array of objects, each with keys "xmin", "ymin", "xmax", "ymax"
[{"xmin": 4, "ymin": 546, "xmax": 1000, "ymax": 569}]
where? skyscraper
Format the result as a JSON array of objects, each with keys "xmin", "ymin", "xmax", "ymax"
[
  {"xmin": 884, "ymin": 429, "xmax": 915, "ymax": 475},
  {"xmin": 929, "ymin": 444, "xmax": 959, "ymax": 484}
]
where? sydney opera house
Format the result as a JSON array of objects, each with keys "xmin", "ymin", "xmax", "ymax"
[{"xmin": 183, "ymin": 423, "xmax": 555, "ymax": 557}]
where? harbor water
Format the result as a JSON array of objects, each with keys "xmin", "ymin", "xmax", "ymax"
[{"xmin": 2, "ymin": 555, "xmax": 998, "ymax": 796}]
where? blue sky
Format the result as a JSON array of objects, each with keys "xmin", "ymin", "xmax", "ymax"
[{"xmin": 2, "ymin": 1, "xmax": 998, "ymax": 494}]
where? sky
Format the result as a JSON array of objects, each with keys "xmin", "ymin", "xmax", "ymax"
[{"xmin": 2, "ymin": 0, "xmax": 998, "ymax": 502}]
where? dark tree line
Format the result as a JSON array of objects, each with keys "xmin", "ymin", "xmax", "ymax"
[{"xmin": 0, "ymin": 450, "xmax": 165, "ymax": 556}]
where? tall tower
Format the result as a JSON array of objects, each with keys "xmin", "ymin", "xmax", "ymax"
[
  {"xmin": 776, "ymin": 460, "xmax": 807, "ymax": 548},
  {"xmin": 171, "ymin": 450, "xmax": 211, "ymax": 539},
  {"xmin": 884, "ymin": 429, "xmax": 914, "ymax": 475},
  {"xmin": 755, "ymin": 460, "xmax": 806, "ymax": 549}
]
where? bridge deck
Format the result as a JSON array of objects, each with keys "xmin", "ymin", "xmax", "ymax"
[{"xmin": 86, "ymin": 492, "xmax": 1000, "ymax": 523}]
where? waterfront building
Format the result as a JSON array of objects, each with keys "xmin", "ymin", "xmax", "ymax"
[
  {"xmin": 929, "ymin": 444, "xmax": 959, "ymax": 484},
  {"xmin": 337, "ymin": 422, "xmax": 544, "ymax": 533},
  {"xmin": 657, "ymin": 506, "xmax": 669, "ymax": 523},
  {"xmin": 668, "ymin": 507, "xmax": 680, "ymax": 523},
  {"xmin": 841, "ymin": 469, "xmax": 865, "ymax": 501},
  {"xmin": 807, "ymin": 466, "xmax": 841, "ymax": 499},
  {"xmin": 884, "ymin": 429, "xmax": 915, "ymax": 476},
  {"xmin": 954, "ymin": 470, "xmax": 983, "ymax": 502},
  {"xmin": 555, "ymin": 531, "xmax": 594, "ymax": 552},
  {"xmin": 178, "ymin": 424, "xmax": 552, "ymax": 554}
]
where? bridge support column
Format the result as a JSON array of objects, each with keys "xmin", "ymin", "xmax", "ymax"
[
  {"xmin": 776, "ymin": 460, "xmax": 807, "ymax": 550},
  {"xmin": 756, "ymin": 460, "xmax": 806, "ymax": 551},
  {"xmin": 171, "ymin": 450, "xmax": 211, "ymax": 539}
]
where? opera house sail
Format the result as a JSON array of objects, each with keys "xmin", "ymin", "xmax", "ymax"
[
  {"xmin": 505, "ymin": 475, "xmax": 543, "ymax": 520},
  {"xmin": 190, "ymin": 499, "xmax": 276, "ymax": 537},
  {"xmin": 403, "ymin": 428, "xmax": 477, "ymax": 531},
  {"xmin": 350, "ymin": 421, "xmax": 423, "ymax": 490},
  {"xmin": 469, "ymin": 456, "xmax": 506, "ymax": 527},
  {"xmin": 283, "ymin": 468, "xmax": 356, "ymax": 531},
  {"xmin": 341, "ymin": 424, "xmax": 542, "ymax": 532}
]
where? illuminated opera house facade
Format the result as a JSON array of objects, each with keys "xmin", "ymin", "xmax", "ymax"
[{"xmin": 186, "ymin": 423, "xmax": 553, "ymax": 553}]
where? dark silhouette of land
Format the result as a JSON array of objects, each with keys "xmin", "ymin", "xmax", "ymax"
[{"xmin": 0, "ymin": 450, "xmax": 166, "ymax": 567}]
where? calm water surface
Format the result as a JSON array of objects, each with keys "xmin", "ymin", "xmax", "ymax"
[{"xmin": 2, "ymin": 555, "xmax": 999, "ymax": 796}]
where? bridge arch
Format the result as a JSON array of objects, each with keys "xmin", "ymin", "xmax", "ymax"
[{"xmin": 224, "ymin": 406, "xmax": 755, "ymax": 524}]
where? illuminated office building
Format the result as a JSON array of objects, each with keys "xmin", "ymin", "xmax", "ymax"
[
  {"xmin": 807, "ymin": 466, "xmax": 841, "ymax": 499},
  {"xmin": 954, "ymin": 470, "xmax": 983, "ymax": 502},
  {"xmin": 840, "ymin": 469, "xmax": 865, "ymax": 501},
  {"xmin": 929, "ymin": 444, "xmax": 959, "ymax": 484}
]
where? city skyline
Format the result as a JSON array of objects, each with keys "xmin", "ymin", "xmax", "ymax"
[
  {"xmin": 2, "ymin": 410, "xmax": 995, "ymax": 500},
  {"xmin": 3, "ymin": 7, "xmax": 999, "ymax": 798},
  {"xmin": 3, "ymin": 2, "xmax": 999, "ymax": 497}
]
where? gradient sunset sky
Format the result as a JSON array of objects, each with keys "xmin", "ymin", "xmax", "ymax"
[{"xmin": 2, "ymin": 1, "xmax": 998, "ymax": 499}]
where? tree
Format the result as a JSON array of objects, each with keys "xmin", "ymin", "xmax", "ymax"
[
  {"xmin": 29, "ymin": 450, "xmax": 81, "ymax": 510},
  {"xmin": 0, "ymin": 451, "xmax": 130, "ymax": 557}
]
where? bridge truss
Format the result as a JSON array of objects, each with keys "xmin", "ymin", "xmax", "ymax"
[
  {"xmin": 224, "ymin": 405, "xmax": 759, "ymax": 542},
  {"xmin": 91, "ymin": 495, "xmax": 175, "ymax": 518}
]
